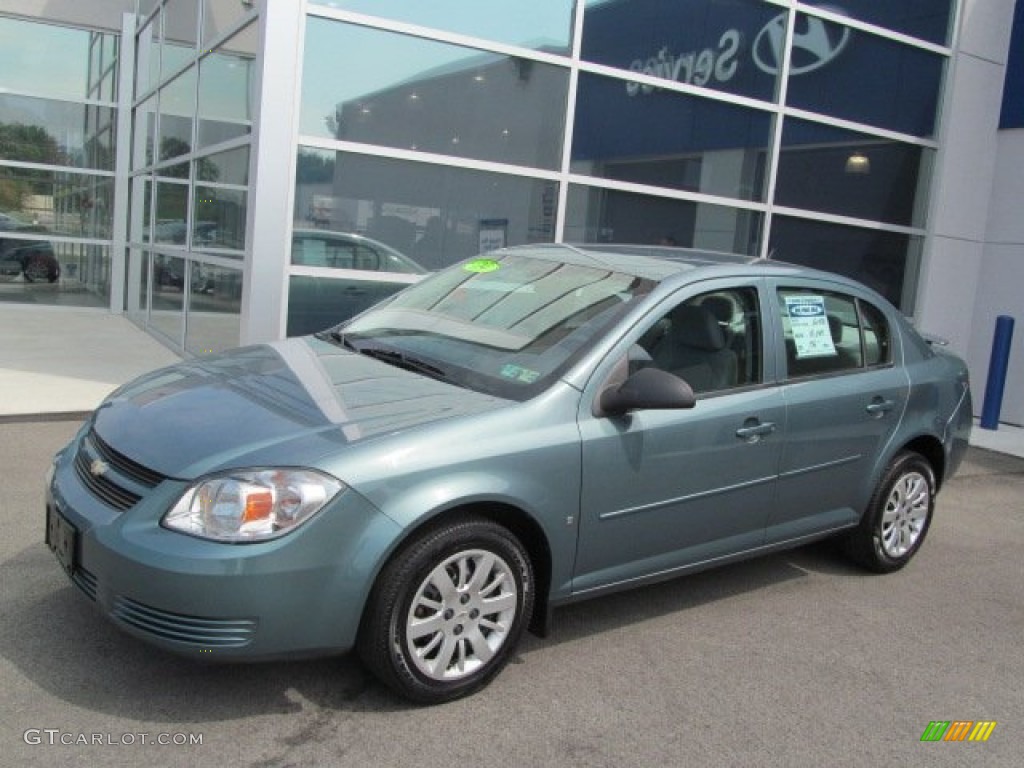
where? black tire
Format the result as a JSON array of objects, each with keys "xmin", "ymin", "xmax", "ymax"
[
  {"xmin": 844, "ymin": 451, "xmax": 936, "ymax": 573},
  {"xmin": 358, "ymin": 516, "xmax": 534, "ymax": 704}
]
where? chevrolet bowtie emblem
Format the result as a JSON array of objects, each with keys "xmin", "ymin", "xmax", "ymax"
[{"xmin": 90, "ymin": 459, "xmax": 110, "ymax": 477}]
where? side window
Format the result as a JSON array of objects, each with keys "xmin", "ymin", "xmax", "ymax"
[
  {"xmin": 779, "ymin": 287, "xmax": 886, "ymax": 378},
  {"xmin": 638, "ymin": 288, "xmax": 761, "ymax": 395},
  {"xmin": 355, "ymin": 245, "xmax": 382, "ymax": 271},
  {"xmin": 858, "ymin": 299, "xmax": 892, "ymax": 366}
]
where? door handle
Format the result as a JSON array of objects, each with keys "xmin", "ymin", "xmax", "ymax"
[
  {"xmin": 865, "ymin": 398, "xmax": 895, "ymax": 418},
  {"xmin": 736, "ymin": 420, "xmax": 776, "ymax": 443}
]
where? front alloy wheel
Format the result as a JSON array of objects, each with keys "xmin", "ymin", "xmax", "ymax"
[
  {"xmin": 405, "ymin": 549, "xmax": 518, "ymax": 682},
  {"xmin": 359, "ymin": 516, "xmax": 533, "ymax": 704}
]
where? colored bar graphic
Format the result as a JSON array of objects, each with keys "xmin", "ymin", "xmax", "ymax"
[{"xmin": 920, "ymin": 720, "xmax": 997, "ymax": 742}]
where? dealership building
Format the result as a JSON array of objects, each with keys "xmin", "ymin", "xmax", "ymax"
[{"xmin": 1, "ymin": 0, "xmax": 1022, "ymax": 423}]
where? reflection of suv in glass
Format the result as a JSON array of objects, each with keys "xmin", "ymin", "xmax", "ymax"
[{"xmin": 0, "ymin": 212, "xmax": 60, "ymax": 283}]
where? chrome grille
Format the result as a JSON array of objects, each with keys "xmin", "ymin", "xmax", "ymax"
[
  {"xmin": 88, "ymin": 430, "xmax": 165, "ymax": 488},
  {"xmin": 73, "ymin": 429, "xmax": 166, "ymax": 511}
]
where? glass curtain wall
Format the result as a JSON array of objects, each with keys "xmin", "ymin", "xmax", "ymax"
[
  {"xmin": 127, "ymin": 0, "xmax": 256, "ymax": 354},
  {"xmin": 0, "ymin": 16, "xmax": 120, "ymax": 306},
  {"xmin": 292, "ymin": 0, "xmax": 955, "ymax": 335}
]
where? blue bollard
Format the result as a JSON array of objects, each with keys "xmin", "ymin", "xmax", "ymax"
[{"xmin": 980, "ymin": 315, "xmax": 1015, "ymax": 430}]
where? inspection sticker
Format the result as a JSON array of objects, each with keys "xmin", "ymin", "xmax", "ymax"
[
  {"xmin": 464, "ymin": 258, "xmax": 501, "ymax": 273},
  {"xmin": 500, "ymin": 364, "xmax": 540, "ymax": 383},
  {"xmin": 785, "ymin": 295, "xmax": 835, "ymax": 358}
]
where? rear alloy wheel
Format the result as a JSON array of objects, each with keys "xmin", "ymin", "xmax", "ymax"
[
  {"xmin": 845, "ymin": 451, "xmax": 936, "ymax": 573},
  {"xmin": 358, "ymin": 517, "xmax": 533, "ymax": 704}
]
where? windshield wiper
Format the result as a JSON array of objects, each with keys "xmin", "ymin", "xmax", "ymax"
[
  {"xmin": 357, "ymin": 345, "xmax": 452, "ymax": 383},
  {"xmin": 322, "ymin": 332, "xmax": 456, "ymax": 384},
  {"xmin": 322, "ymin": 330, "xmax": 359, "ymax": 352}
]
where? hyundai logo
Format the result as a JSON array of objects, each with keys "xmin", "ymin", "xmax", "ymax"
[{"xmin": 753, "ymin": 10, "xmax": 851, "ymax": 76}]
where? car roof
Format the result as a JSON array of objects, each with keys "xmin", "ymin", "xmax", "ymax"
[{"xmin": 494, "ymin": 242, "xmax": 808, "ymax": 282}]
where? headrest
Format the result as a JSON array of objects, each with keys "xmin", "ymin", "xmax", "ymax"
[
  {"xmin": 828, "ymin": 313, "xmax": 843, "ymax": 344},
  {"xmin": 670, "ymin": 304, "xmax": 726, "ymax": 351},
  {"xmin": 701, "ymin": 295, "xmax": 733, "ymax": 324}
]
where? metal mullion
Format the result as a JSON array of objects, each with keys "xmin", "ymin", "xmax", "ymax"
[
  {"xmin": 299, "ymin": 136, "xmax": 564, "ymax": 183},
  {"xmin": 554, "ymin": 0, "xmax": 587, "ymax": 243},
  {"xmin": 288, "ymin": 266, "xmax": 422, "ymax": 284},
  {"xmin": 0, "ymin": 160, "xmax": 116, "ymax": 178},
  {"xmin": 782, "ymin": 108, "xmax": 941, "ymax": 149},
  {"xmin": 576, "ymin": 60, "xmax": 779, "ymax": 116},
  {"xmin": 565, "ymin": 174, "xmax": 770, "ymax": 214},
  {"xmin": 768, "ymin": 205, "xmax": 928, "ymax": 237},
  {"xmin": 760, "ymin": 5, "xmax": 797, "ymax": 260}
]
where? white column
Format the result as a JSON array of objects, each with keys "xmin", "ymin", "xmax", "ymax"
[
  {"xmin": 239, "ymin": 0, "xmax": 302, "ymax": 344},
  {"xmin": 110, "ymin": 11, "xmax": 137, "ymax": 313},
  {"xmin": 916, "ymin": 0, "xmax": 1015, "ymax": 386}
]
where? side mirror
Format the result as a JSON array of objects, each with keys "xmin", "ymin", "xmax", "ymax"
[{"xmin": 598, "ymin": 367, "xmax": 696, "ymax": 416}]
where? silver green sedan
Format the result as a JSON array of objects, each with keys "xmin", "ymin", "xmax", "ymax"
[{"xmin": 45, "ymin": 244, "xmax": 972, "ymax": 704}]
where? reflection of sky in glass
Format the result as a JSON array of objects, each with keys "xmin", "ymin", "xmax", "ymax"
[
  {"xmin": 301, "ymin": 19, "xmax": 473, "ymax": 137},
  {"xmin": 301, "ymin": 7, "xmax": 572, "ymax": 137},
  {"xmin": 0, "ymin": 19, "xmax": 97, "ymax": 101},
  {"xmin": 310, "ymin": 0, "xmax": 573, "ymax": 50}
]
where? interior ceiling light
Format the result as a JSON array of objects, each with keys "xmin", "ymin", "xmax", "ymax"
[{"xmin": 845, "ymin": 152, "xmax": 870, "ymax": 174}]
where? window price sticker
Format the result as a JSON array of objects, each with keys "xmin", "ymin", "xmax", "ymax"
[{"xmin": 785, "ymin": 295, "xmax": 836, "ymax": 359}]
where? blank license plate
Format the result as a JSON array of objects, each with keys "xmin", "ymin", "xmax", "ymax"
[{"xmin": 46, "ymin": 505, "xmax": 77, "ymax": 576}]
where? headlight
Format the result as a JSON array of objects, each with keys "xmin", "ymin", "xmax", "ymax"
[{"xmin": 163, "ymin": 469, "xmax": 344, "ymax": 543}]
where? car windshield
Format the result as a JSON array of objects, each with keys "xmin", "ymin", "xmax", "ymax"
[{"xmin": 333, "ymin": 250, "xmax": 656, "ymax": 400}]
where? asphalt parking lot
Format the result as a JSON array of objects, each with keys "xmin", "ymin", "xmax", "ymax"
[{"xmin": 2, "ymin": 419, "xmax": 1021, "ymax": 768}]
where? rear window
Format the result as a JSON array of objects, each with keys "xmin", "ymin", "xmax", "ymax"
[{"xmin": 777, "ymin": 288, "xmax": 891, "ymax": 378}]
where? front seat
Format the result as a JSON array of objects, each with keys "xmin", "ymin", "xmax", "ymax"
[{"xmin": 651, "ymin": 304, "xmax": 738, "ymax": 393}]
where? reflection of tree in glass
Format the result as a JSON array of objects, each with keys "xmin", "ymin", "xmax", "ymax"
[
  {"xmin": 296, "ymin": 150, "xmax": 334, "ymax": 183},
  {"xmin": 158, "ymin": 137, "xmax": 221, "ymax": 182},
  {"xmin": 0, "ymin": 123, "xmax": 65, "ymax": 210}
]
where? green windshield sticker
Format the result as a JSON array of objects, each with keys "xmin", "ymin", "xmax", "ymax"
[{"xmin": 464, "ymin": 258, "xmax": 501, "ymax": 273}]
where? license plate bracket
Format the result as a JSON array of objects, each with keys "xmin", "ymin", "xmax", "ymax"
[{"xmin": 46, "ymin": 505, "xmax": 78, "ymax": 577}]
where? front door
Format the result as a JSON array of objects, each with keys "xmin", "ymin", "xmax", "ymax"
[{"xmin": 573, "ymin": 282, "xmax": 785, "ymax": 596}]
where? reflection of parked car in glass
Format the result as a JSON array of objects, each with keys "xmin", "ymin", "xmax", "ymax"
[
  {"xmin": 291, "ymin": 229, "xmax": 427, "ymax": 274},
  {"xmin": 153, "ymin": 255, "xmax": 215, "ymax": 294},
  {"xmin": 149, "ymin": 220, "xmax": 188, "ymax": 244},
  {"xmin": 288, "ymin": 230, "xmax": 429, "ymax": 336},
  {"xmin": 0, "ymin": 212, "xmax": 60, "ymax": 283}
]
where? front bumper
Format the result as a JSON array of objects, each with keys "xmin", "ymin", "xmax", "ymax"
[{"xmin": 45, "ymin": 432, "xmax": 401, "ymax": 661}]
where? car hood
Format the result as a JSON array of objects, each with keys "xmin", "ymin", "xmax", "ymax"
[{"xmin": 91, "ymin": 337, "xmax": 506, "ymax": 479}]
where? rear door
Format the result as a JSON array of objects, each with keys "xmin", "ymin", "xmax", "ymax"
[{"xmin": 766, "ymin": 280, "xmax": 909, "ymax": 542}]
